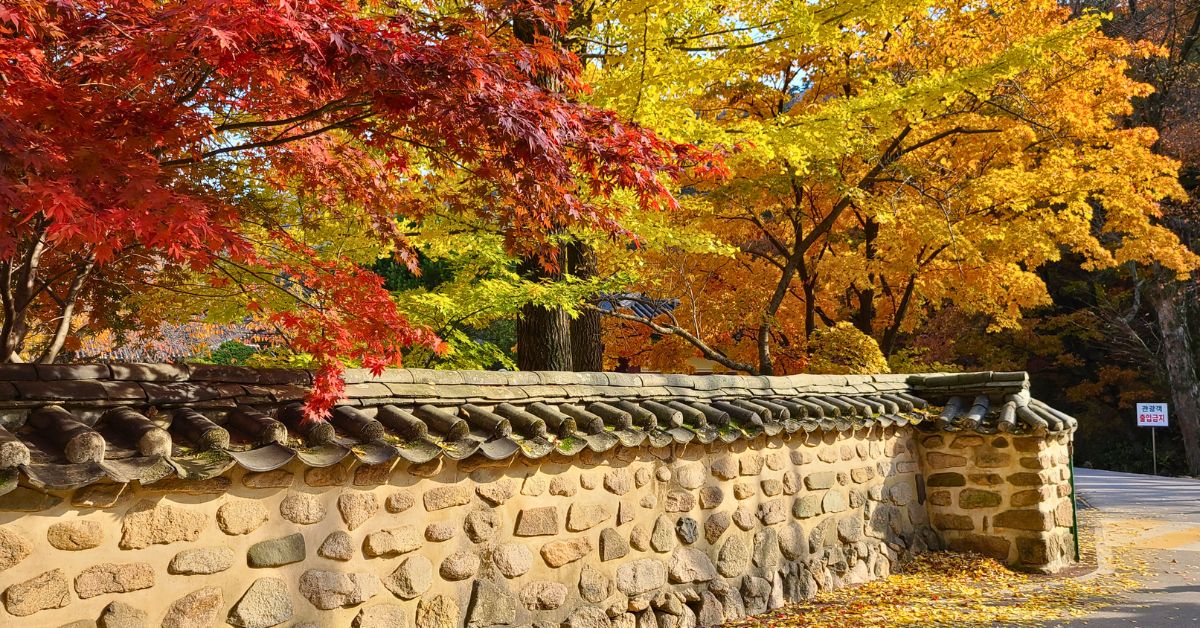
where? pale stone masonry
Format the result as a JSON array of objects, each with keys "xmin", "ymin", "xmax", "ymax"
[
  {"xmin": 919, "ymin": 431, "xmax": 1076, "ymax": 572},
  {"xmin": 0, "ymin": 365, "xmax": 1077, "ymax": 626}
]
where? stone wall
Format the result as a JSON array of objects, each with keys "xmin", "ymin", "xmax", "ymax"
[
  {"xmin": 0, "ymin": 426, "xmax": 943, "ymax": 627},
  {"xmin": 918, "ymin": 432, "xmax": 1075, "ymax": 573}
]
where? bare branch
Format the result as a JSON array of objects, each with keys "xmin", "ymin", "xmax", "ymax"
[
  {"xmin": 160, "ymin": 111, "xmax": 373, "ymax": 168},
  {"xmin": 594, "ymin": 305, "xmax": 759, "ymax": 374},
  {"xmin": 213, "ymin": 99, "xmax": 368, "ymax": 132}
]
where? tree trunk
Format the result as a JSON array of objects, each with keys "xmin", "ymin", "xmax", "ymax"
[
  {"xmin": 880, "ymin": 274, "xmax": 917, "ymax": 356},
  {"xmin": 801, "ymin": 270, "xmax": 817, "ymax": 340},
  {"xmin": 516, "ymin": 255, "xmax": 573, "ymax": 371},
  {"xmin": 517, "ymin": 302, "xmax": 573, "ymax": 371},
  {"xmin": 38, "ymin": 259, "xmax": 94, "ymax": 364},
  {"xmin": 510, "ymin": 10, "xmax": 579, "ymax": 373},
  {"xmin": 852, "ymin": 217, "xmax": 879, "ymax": 336},
  {"xmin": 567, "ymin": 241, "xmax": 604, "ymax": 371},
  {"xmin": 1148, "ymin": 277, "xmax": 1200, "ymax": 475},
  {"xmin": 757, "ymin": 237, "xmax": 806, "ymax": 375},
  {"xmin": 1, "ymin": 231, "xmax": 48, "ymax": 363}
]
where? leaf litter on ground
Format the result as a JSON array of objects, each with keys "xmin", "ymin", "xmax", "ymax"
[{"xmin": 727, "ymin": 547, "xmax": 1143, "ymax": 628}]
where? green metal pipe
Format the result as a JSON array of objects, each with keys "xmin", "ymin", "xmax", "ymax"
[{"xmin": 1068, "ymin": 437, "xmax": 1081, "ymax": 562}]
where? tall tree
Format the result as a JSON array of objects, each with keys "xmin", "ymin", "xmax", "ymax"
[
  {"xmin": 0, "ymin": 0, "xmax": 698, "ymax": 413},
  {"xmin": 512, "ymin": 2, "xmax": 612, "ymax": 372},
  {"xmin": 581, "ymin": 0, "xmax": 1195, "ymax": 375},
  {"xmin": 1076, "ymin": 0, "xmax": 1200, "ymax": 472}
]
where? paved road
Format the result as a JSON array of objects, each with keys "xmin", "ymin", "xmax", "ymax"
[
  {"xmin": 1056, "ymin": 468, "xmax": 1200, "ymax": 625},
  {"xmin": 1075, "ymin": 467, "xmax": 1200, "ymax": 523}
]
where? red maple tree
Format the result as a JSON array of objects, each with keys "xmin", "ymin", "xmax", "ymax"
[{"xmin": 0, "ymin": 0, "xmax": 709, "ymax": 415}]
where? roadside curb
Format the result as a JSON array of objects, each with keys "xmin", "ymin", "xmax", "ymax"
[{"xmin": 1060, "ymin": 500, "xmax": 1109, "ymax": 582}]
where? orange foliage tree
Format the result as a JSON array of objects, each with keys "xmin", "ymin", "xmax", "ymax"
[{"xmin": 591, "ymin": 0, "xmax": 1195, "ymax": 375}]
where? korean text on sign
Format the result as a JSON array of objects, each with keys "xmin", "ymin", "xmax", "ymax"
[{"xmin": 1137, "ymin": 403, "xmax": 1169, "ymax": 427}]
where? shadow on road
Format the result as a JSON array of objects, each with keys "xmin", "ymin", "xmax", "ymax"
[{"xmin": 1054, "ymin": 468, "xmax": 1200, "ymax": 625}]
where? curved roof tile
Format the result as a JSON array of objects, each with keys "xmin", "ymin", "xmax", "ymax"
[{"xmin": 0, "ymin": 365, "xmax": 1074, "ymax": 491}]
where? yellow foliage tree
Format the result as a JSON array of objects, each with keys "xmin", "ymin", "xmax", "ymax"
[
  {"xmin": 581, "ymin": 0, "xmax": 1197, "ymax": 374},
  {"xmin": 807, "ymin": 322, "xmax": 891, "ymax": 375}
]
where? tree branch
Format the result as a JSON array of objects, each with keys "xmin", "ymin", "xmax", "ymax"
[
  {"xmin": 880, "ymin": 243, "xmax": 949, "ymax": 355},
  {"xmin": 213, "ymin": 99, "xmax": 368, "ymax": 132},
  {"xmin": 595, "ymin": 306, "xmax": 759, "ymax": 374},
  {"xmin": 160, "ymin": 111, "xmax": 373, "ymax": 168},
  {"xmin": 175, "ymin": 67, "xmax": 213, "ymax": 104},
  {"xmin": 37, "ymin": 257, "xmax": 95, "ymax": 364}
]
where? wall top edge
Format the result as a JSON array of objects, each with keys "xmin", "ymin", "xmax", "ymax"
[{"xmin": 0, "ymin": 362, "xmax": 1028, "ymax": 392}]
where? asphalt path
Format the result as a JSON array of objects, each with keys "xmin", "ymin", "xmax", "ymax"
[
  {"xmin": 1053, "ymin": 468, "xmax": 1200, "ymax": 625},
  {"xmin": 1075, "ymin": 468, "xmax": 1200, "ymax": 523}
]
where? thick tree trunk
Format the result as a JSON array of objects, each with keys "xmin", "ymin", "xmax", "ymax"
[
  {"xmin": 569, "ymin": 311, "xmax": 602, "ymax": 371},
  {"xmin": 517, "ymin": 302, "xmax": 573, "ymax": 371},
  {"xmin": 1148, "ymin": 277, "xmax": 1200, "ymax": 475},
  {"xmin": 516, "ymin": 255, "xmax": 573, "ymax": 371},
  {"xmin": 567, "ymin": 241, "xmax": 603, "ymax": 371}
]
